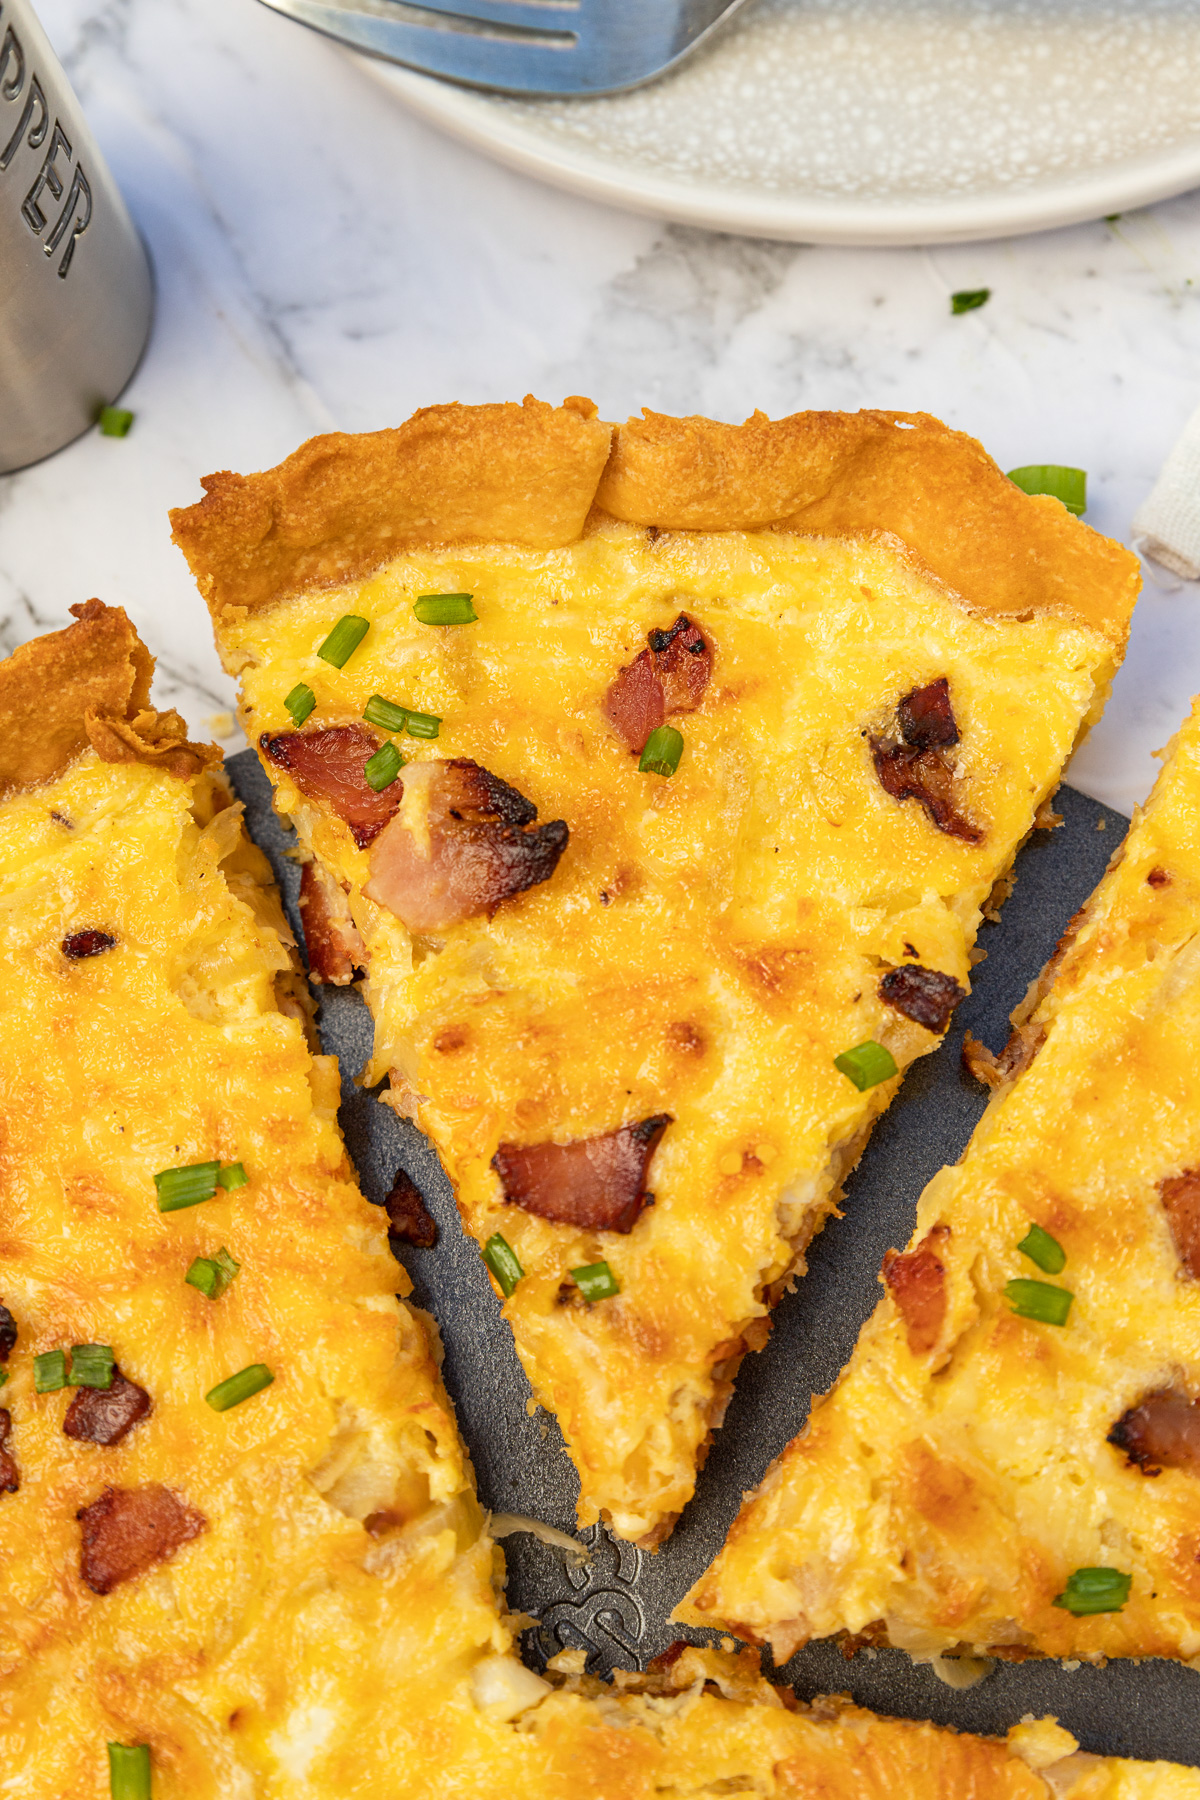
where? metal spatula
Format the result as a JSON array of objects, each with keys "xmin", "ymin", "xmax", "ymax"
[{"xmin": 255, "ymin": 0, "xmax": 754, "ymax": 98}]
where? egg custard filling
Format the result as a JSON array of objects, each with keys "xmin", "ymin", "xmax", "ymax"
[
  {"xmin": 174, "ymin": 397, "xmax": 1139, "ymax": 1547},
  {"xmin": 7, "ymin": 605, "xmax": 1195, "ymax": 1797},
  {"xmin": 685, "ymin": 691, "xmax": 1200, "ymax": 1669}
]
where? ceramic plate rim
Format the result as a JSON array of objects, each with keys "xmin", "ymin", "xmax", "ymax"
[{"xmin": 356, "ymin": 50, "xmax": 1200, "ymax": 246}]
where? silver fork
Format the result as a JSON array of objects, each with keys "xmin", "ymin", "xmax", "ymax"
[{"xmin": 254, "ymin": 0, "xmax": 755, "ymax": 98}]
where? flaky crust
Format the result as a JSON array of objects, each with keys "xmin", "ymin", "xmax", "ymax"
[
  {"xmin": 171, "ymin": 400, "xmax": 1138, "ymax": 646},
  {"xmin": 0, "ymin": 600, "xmax": 219, "ymax": 795},
  {"xmin": 172, "ymin": 396, "xmax": 613, "ymax": 621}
]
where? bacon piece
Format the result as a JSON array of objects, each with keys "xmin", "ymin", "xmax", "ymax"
[
  {"xmin": 871, "ymin": 676, "xmax": 980, "ymax": 843},
  {"xmin": 493, "ymin": 1114, "xmax": 671, "ymax": 1234},
  {"xmin": 62, "ymin": 929, "xmax": 117, "ymax": 960},
  {"xmin": 0, "ymin": 1411, "xmax": 18, "ymax": 1494},
  {"xmin": 260, "ymin": 726, "xmax": 400, "ymax": 849},
  {"xmin": 898, "ymin": 677, "xmax": 959, "ymax": 749},
  {"xmin": 871, "ymin": 741, "xmax": 982, "ymax": 844},
  {"xmin": 0, "ymin": 1303, "xmax": 15, "ymax": 1364},
  {"xmin": 880, "ymin": 965, "xmax": 967, "ymax": 1034},
  {"xmin": 1161, "ymin": 1169, "xmax": 1200, "ymax": 1280},
  {"xmin": 77, "ymin": 1484, "xmax": 206, "ymax": 1595},
  {"xmin": 63, "ymin": 1369, "xmax": 152, "ymax": 1447},
  {"xmin": 883, "ymin": 1224, "xmax": 949, "ymax": 1355},
  {"xmin": 384, "ymin": 1170, "xmax": 438, "ymax": 1249},
  {"xmin": 605, "ymin": 612, "xmax": 712, "ymax": 754},
  {"xmin": 298, "ymin": 859, "xmax": 367, "ymax": 984},
  {"xmin": 365, "ymin": 760, "xmax": 568, "ymax": 935},
  {"xmin": 1109, "ymin": 1388, "xmax": 1200, "ymax": 1477}
]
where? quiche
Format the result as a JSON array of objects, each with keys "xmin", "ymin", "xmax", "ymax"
[
  {"xmin": 683, "ymin": 689, "xmax": 1200, "ymax": 1668},
  {"xmin": 173, "ymin": 397, "xmax": 1139, "ymax": 1546},
  {"xmin": 1, "ymin": 609, "xmax": 1193, "ymax": 1800}
]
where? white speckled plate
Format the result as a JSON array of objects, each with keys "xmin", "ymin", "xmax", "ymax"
[{"xmin": 356, "ymin": 0, "xmax": 1200, "ymax": 245}]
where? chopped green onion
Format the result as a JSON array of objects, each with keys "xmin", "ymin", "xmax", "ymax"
[
  {"xmin": 1004, "ymin": 1278, "xmax": 1073, "ymax": 1326},
  {"xmin": 950, "ymin": 289, "xmax": 990, "ymax": 315},
  {"xmin": 363, "ymin": 695, "xmax": 409, "ymax": 734},
  {"xmin": 403, "ymin": 709, "xmax": 441, "ymax": 741},
  {"xmin": 216, "ymin": 1162, "xmax": 248, "ymax": 1192},
  {"xmin": 34, "ymin": 1349, "xmax": 67, "ymax": 1392},
  {"xmin": 364, "ymin": 741, "xmax": 404, "ymax": 792},
  {"xmin": 639, "ymin": 725, "xmax": 684, "ymax": 778},
  {"xmin": 185, "ymin": 1258, "xmax": 220, "ymax": 1299},
  {"xmin": 317, "ymin": 615, "xmax": 369, "ymax": 669},
  {"xmin": 571, "ymin": 1260, "xmax": 620, "ymax": 1302},
  {"xmin": 834, "ymin": 1041, "xmax": 898, "ymax": 1092},
  {"xmin": 186, "ymin": 1247, "xmax": 240, "ymax": 1301},
  {"xmin": 1018, "ymin": 1223, "xmax": 1066, "ymax": 1275},
  {"xmin": 1053, "ymin": 1567, "xmax": 1131, "ymax": 1616},
  {"xmin": 69, "ymin": 1344, "xmax": 115, "ymax": 1390},
  {"xmin": 482, "ymin": 1233, "xmax": 523, "ymax": 1298},
  {"xmin": 0, "ymin": 1369, "xmax": 8, "ymax": 1388},
  {"xmin": 154, "ymin": 1161, "xmax": 220, "ymax": 1213},
  {"xmin": 414, "ymin": 593, "xmax": 478, "ymax": 626},
  {"xmin": 98, "ymin": 406, "xmax": 134, "ymax": 438},
  {"xmin": 108, "ymin": 1742, "xmax": 151, "ymax": 1799},
  {"xmin": 1007, "ymin": 465, "xmax": 1087, "ymax": 516},
  {"xmin": 205, "ymin": 1363, "xmax": 274, "ymax": 1412},
  {"xmin": 284, "ymin": 683, "xmax": 315, "ymax": 728}
]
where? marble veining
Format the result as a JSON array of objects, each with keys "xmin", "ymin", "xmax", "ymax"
[{"xmin": 2, "ymin": 0, "xmax": 1200, "ymax": 810}]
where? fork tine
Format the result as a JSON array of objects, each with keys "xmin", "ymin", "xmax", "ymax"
[
  {"xmin": 370, "ymin": 0, "xmax": 580, "ymax": 30},
  {"xmin": 256, "ymin": 0, "xmax": 751, "ymax": 97},
  {"xmin": 259, "ymin": 0, "xmax": 581, "ymax": 93}
]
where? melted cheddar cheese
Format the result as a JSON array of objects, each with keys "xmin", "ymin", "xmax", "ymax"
[
  {"xmin": 0, "ymin": 627, "xmax": 1190, "ymax": 1797},
  {"xmin": 225, "ymin": 518, "xmax": 1120, "ymax": 1544},
  {"xmin": 685, "ymin": 695, "xmax": 1200, "ymax": 1667}
]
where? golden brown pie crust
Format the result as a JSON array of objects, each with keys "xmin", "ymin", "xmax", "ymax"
[
  {"xmin": 0, "ymin": 599, "xmax": 219, "ymax": 794},
  {"xmin": 170, "ymin": 397, "xmax": 1138, "ymax": 646}
]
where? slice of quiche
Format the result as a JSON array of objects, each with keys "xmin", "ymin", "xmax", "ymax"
[
  {"xmin": 1, "ymin": 609, "xmax": 1192, "ymax": 1800},
  {"xmin": 0, "ymin": 604, "xmax": 495, "ymax": 1794},
  {"xmin": 173, "ymin": 397, "xmax": 1139, "ymax": 1546},
  {"xmin": 683, "ymin": 689, "xmax": 1200, "ymax": 1667}
]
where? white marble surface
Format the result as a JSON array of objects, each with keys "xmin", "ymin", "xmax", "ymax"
[{"xmin": 4, "ymin": 0, "xmax": 1200, "ymax": 813}]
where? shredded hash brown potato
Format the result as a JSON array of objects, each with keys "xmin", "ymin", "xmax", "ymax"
[
  {"xmin": 0, "ymin": 614, "xmax": 1193, "ymax": 1796},
  {"xmin": 685, "ymin": 694, "xmax": 1200, "ymax": 1669},
  {"xmin": 175, "ymin": 401, "xmax": 1139, "ymax": 1545}
]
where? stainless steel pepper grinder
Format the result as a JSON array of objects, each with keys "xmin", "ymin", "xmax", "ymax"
[{"xmin": 0, "ymin": 0, "xmax": 152, "ymax": 474}]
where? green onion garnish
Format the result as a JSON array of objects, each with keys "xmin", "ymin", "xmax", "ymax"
[
  {"xmin": 154, "ymin": 1161, "xmax": 221, "ymax": 1213},
  {"xmin": 950, "ymin": 289, "xmax": 990, "ymax": 315},
  {"xmin": 571, "ymin": 1260, "xmax": 620, "ymax": 1302},
  {"xmin": 284, "ymin": 683, "xmax": 315, "ymax": 728},
  {"xmin": 1018, "ymin": 1223, "xmax": 1065, "ymax": 1275},
  {"xmin": 317, "ymin": 615, "xmax": 369, "ymax": 669},
  {"xmin": 414, "ymin": 593, "xmax": 478, "ymax": 626},
  {"xmin": 1053, "ymin": 1567, "xmax": 1131, "ymax": 1616},
  {"xmin": 205, "ymin": 1363, "xmax": 274, "ymax": 1412},
  {"xmin": 0, "ymin": 1369, "xmax": 8, "ymax": 1388},
  {"xmin": 186, "ymin": 1246, "xmax": 240, "ymax": 1301},
  {"xmin": 1004, "ymin": 1278, "xmax": 1073, "ymax": 1326},
  {"xmin": 482, "ymin": 1233, "xmax": 523, "ymax": 1298},
  {"xmin": 216, "ymin": 1163, "xmax": 248, "ymax": 1192},
  {"xmin": 108, "ymin": 1742, "xmax": 151, "ymax": 1799},
  {"xmin": 403, "ymin": 709, "xmax": 441, "ymax": 741},
  {"xmin": 363, "ymin": 695, "xmax": 409, "ymax": 734},
  {"xmin": 364, "ymin": 742, "xmax": 404, "ymax": 792},
  {"xmin": 639, "ymin": 725, "xmax": 684, "ymax": 778},
  {"xmin": 834, "ymin": 1041, "xmax": 898, "ymax": 1091},
  {"xmin": 34, "ymin": 1349, "xmax": 67, "ymax": 1392},
  {"xmin": 1007, "ymin": 465, "xmax": 1087, "ymax": 516},
  {"xmin": 69, "ymin": 1344, "xmax": 115, "ymax": 1390},
  {"xmin": 98, "ymin": 406, "xmax": 134, "ymax": 438}
]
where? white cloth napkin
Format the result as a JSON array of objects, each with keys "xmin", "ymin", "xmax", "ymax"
[{"xmin": 1133, "ymin": 404, "xmax": 1200, "ymax": 580}]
